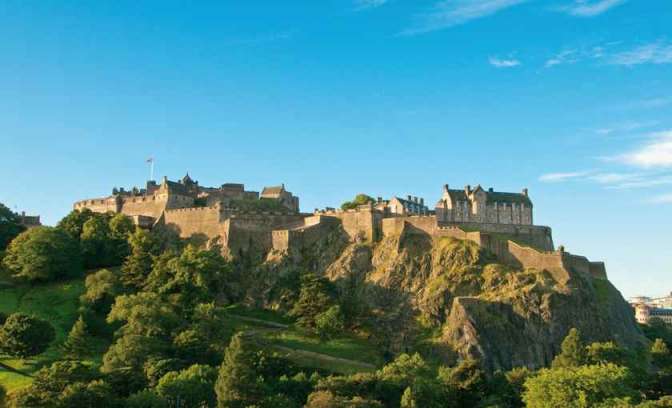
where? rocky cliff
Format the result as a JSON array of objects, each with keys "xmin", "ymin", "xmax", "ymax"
[{"xmin": 246, "ymin": 226, "xmax": 645, "ymax": 372}]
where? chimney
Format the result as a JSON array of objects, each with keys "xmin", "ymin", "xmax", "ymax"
[
  {"xmin": 413, "ymin": 196, "xmax": 418, "ymax": 203},
  {"xmin": 443, "ymin": 184, "xmax": 449, "ymax": 192},
  {"xmin": 522, "ymin": 188, "xmax": 528, "ymax": 197},
  {"xmin": 420, "ymin": 198, "xmax": 424, "ymax": 206},
  {"xmin": 407, "ymin": 195, "xmax": 412, "ymax": 201},
  {"xmin": 465, "ymin": 185, "xmax": 471, "ymax": 195},
  {"xmin": 377, "ymin": 197, "xmax": 382, "ymax": 203},
  {"xmin": 488, "ymin": 187, "xmax": 494, "ymax": 193}
]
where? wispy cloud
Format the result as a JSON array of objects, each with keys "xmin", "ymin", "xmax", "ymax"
[
  {"xmin": 539, "ymin": 171, "xmax": 592, "ymax": 182},
  {"xmin": 545, "ymin": 49, "xmax": 579, "ymax": 68},
  {"xmin": 400, "ymin": 0, "xmax": 528, "ymax": 36},
  {"xmin": 614, "ymin": 131, "xmax": 672, "ymax": 168},
  {"xmin": 354, "ymin": 0, "xmax": 388, "ymax": 10},
  {"xmin": 649, "ymin": 193, "xmax": 672, "ymax": 204},
  {"xmin": 595, "ymin": 120, "xmax": 660, "ymax": 136},
  {"xmin": 489, "ymin": 56, "xmax": 521, "ymax": 68},
  {"xmin": 609, "ymin": 41, "xmax": 672, "ymax": 66},
  {"xmin": 560, "ymin": 0, "xmax": 627, "ymax": 17}
]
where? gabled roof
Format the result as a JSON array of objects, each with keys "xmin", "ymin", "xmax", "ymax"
[
  {"xmin": 261, "ymin": 185, "xmax": 285, "ymax": 197},
  {"xmin": 486, "ymin": 192, "xmax": 532, "ymax": 206}
]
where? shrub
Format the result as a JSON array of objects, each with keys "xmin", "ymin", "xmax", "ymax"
[
  {"xmin": 0, "ymin": 313, "xmax": 55, "ymax": 357},
  {"xmin": 2, "ymin": 227, "xmax": 82, "ymax": 282}
]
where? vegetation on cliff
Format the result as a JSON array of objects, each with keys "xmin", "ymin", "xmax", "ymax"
[{"xmin": 0, "ymin": 204, "xmax": 669, "ymax": 407}]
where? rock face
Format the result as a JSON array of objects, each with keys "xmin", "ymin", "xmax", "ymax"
[{"xmin": 248, "ymin": 226, "xmax": 645, "ymax": 371}]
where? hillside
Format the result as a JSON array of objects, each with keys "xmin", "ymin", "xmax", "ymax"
[
  {"xmin": 0, "ymin": 278, "xmax": 85, "ymax": 391},
  {"xmin": 246, "ymin": 227, "xmax": 645, "ymax": 371}
]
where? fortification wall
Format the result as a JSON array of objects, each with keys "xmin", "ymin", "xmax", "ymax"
[
  {"xmin": 319, "ymin": 207, "xmax": 380, "ymax": 242},
  {"xmin": 163, "ymin": 206, "xmax": 224, "ymax": 239},
  {"xmin": 74, "ymin": 197, "xmax": 120, "ymax": 214},
  {"xmin": 120, "ymin": 195, "xmax": 170, "ymax": 219}
]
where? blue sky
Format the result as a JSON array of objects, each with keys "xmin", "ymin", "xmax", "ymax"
[{"xmin": 1, "ymin": 0, "xmax": 670, "ymax": 298}]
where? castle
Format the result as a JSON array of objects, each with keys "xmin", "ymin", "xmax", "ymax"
[{"xmin": 74, "ymin": 176, "xmax": 606, "ymax": 282}]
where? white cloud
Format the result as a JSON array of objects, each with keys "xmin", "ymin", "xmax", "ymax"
[
  {"xmin": 588, "ymin": 172, "xmax": 641, "ymax": 184},
  {"xmin": 539, "ymin": 171, "xmax": 591, "ymax": 182},
  {"xmin": 545, "ymin": 49, "xmax": 579, "ymax": 68},
  {"xmin": 400, "ymin": 0, "xmax": 528, "ymax": 35},
  {"xmin": 609, "ymin": 42, "xmax": 672, "ymax": 66},
  {"xmin": 562, "ymin": 0, "xmax": 627, "ymax": 17},
  {"xmin": 616, "ymin": 131, "xmax": 672, "ymax": 168},
  {"xmin": 610, "ymin": 175, "xmax": 672, "ymax": 189},
  {"xmin": 489, "ymin": 56, "xmax": 521, "ymax": 68},
  {"xmin": 595, "ymin": 120, "xmax": 660, "ymax": 136},
  {"xmin": 354, "ymin": 0, "xmax": 388, "ymax": 10},
  {"xmin": 649, "ymin": 193, "xmax": 672, "ymax": 204}
]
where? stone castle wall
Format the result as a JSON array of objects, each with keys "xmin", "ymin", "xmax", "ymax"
[{"xmin": 318, "ymin": 205, "xmax": 382, "ymax": 242}]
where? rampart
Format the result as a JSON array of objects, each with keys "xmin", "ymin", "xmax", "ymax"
[
  {"xmin": 316, "ymin": 204, "xmax": 382, "ymax": 242},
  {"xmin": 271, "ymin": 215, "xmax": 341, "ymax": 253}
]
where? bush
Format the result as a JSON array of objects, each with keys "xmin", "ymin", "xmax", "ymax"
[
  {"xmin": 2, "ymin": 227, "xmax": 82, "ymax": 282},
  {"xmin": 341, "ymin": 194, "xmax": 375, "ymax": 211},
  {"xmin": 315, "ymin": 305, "xmax": 345, "ymax": 341},
  {"xmin": 0, "ymin": 313, "xmax": 55, "ymax": 357},
  {"xmin": 0, "ymin": 203, "xmax": 25, "ymax": 251},
  {"xmin": 523, "ymin": 363, "xmax": 636, "ymax": 408},
  {"xmin": 125, "ymin": 390, "xmax": 169, "ymax": 408}
]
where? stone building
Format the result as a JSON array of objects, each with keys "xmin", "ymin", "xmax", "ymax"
[
  {"xmin": 74, "ymin": 174, "xmax": 299, "ymax": 222},
  {"xmin": 18, "ymin": 212, "xmax": 41, "ymax": 229},
  {"xmin": 260, "ymin": 184, "xmax": 300, "ymax": 212},
  {"xmin": 435, "ymin": 184, "xmax": 533, "ymax": 225},
  {"xmin": 375, "ymin": 196, "xmax": 429, "ymax": 216},
  {"xmin": 630, "ymin": 293, "xmax": 672, "ymax": 325}
]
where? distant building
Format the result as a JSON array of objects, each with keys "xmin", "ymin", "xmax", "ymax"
[
  {"xmin": 18, "ymin": 211, "xmax": 41, "ymax": 229},
  {"xmin": 629, "ymin": 293, "xmax": 672, "ymax": 325},
  {"xmin": 435, "ymin": 184, "xmax": 533, "ymax": 225},
  {"xmin": 375, "ymin": 195, "xmax": 429, "ymax": 216},
  {"xmin": 260, "ymin": 184, "xmax": 300, "ymax": 212}
]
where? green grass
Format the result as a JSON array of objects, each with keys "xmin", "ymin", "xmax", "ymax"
[
  {"xmin": 263, "ymin": 328, "xmax": 383, "ymax": 367},
  {"xmin": 0, "ymin": 277, "xmax": 86, "ymax": 392},
  {"xmin": 223, "ymin": 304, "xmax": 294, "ymax": 325}
]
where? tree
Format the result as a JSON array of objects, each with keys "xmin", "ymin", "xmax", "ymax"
[
  {"xmin": 523, "ymin": 364, "xmax": 636, "ymax": 408},
  {"xmin": 400, "ymin": 387, "xmax": 416, "ymax": 408},
  {"xmin": 9, "ymin": 361, "xmax": 97, "ymax": 407},
  {"xmin": 552, "ymin": 328, "xmax": 587, "ymax": 368},
  {"xmin": 156, "ymin": 364, "xmax": 218, "ymax": 408},
  {"xmin": 62, "ymin": 316, "xmax": 93, "ymax": 359},
  {"xmin": 438, "ymin": 358, "xmax": 486, "ymax": 407},
  {"xmin": 341, "ymin": 194, "xmax": 376, "ymax": 211},
  {"xmin": 2, "ymin": 227, "xmax": 82, "ymax": 282},
  {"xmin": 121, "ymin": 229, "xmax": 160, "ymax": 288},
  {"xmin": 57, "ymin": 380, "xmax": 120, "ymax": 408},
  {"xmin": 215, "ymin": 333, "xmax": 263, "ymax": 408},
  {"xmin": 0, "ymin": 203, "xmax": 25, "ymax": 251},
  {"xmin": 57, "ymin": 208, "xmax": 95, "ymax": 241},
  {"xmin": 315, "ymin": 305, "xmax": 344, "ymax": 341},
  {"xmin": 0, "ymin": 383, "xmax": 6, "ymax": 408},
  {"xmin": 144, "ymin": 245, "xmax": 231, "ymax": 309},
  {"xmin": 80, "ymin": 215, "xmax": 115, "ymax": 268},
  {"xmin": 125, "ymin": 390, "xmax": 169, "ymax": 408},
  {"xmin": 81, "ymin": 268, "xmax": 123, "ymax": 312},
  {"xmin": 290, "ymin": 275, "xmax": 335, "ymax": 330},
  {"xmin": 0, "ymin": 313, "xmax": 55, "ymax": 357}
]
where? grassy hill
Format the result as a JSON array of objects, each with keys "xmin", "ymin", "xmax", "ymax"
[
  {"xmin": 0, "ymin": 278, "xmax": 85, "ymax": 392},
  {"xmin": 0, "ymin": 278, "xmax": 383, "ymax": 394}
]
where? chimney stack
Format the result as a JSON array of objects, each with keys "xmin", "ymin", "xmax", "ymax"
[
  {"xmin": 488, "ymin": 187, "xmax": 494, "ymax": 193},
  {"xmin": 407, "ymin": 195, "xmax": 412, "ymax": 201},
  {"xmin": 522, "ymin": 188, "xmax": 528, "ymax": 196},
  {"xmin": 443, "ymin": 184, "xmax": 449, "ymax": 192},
  {"xmin": 420, "ymin": 198, "xmax": 425, "ymax": 206},
  {"xmin": 465, "ymin": 185, "xmax": 471, "ymax": 195}
]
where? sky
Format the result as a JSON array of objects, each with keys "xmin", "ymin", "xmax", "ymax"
[{"xmin": 1, "ymin": 0, "xmax": 670, "ymax": 298}]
